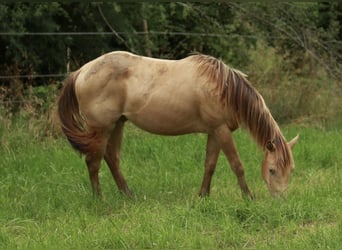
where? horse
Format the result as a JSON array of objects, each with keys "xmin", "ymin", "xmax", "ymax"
[{"xmin": 58, "ymin": 51, "xmax": 299, "ymax": 199}]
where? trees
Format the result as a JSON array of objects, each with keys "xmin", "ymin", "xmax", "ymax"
[
  {"xmin": 232, "ymin": 2, "xmax": 341, "ymax": 78},
  {"xmin": 1, "ymin": 2, "xmax": 340, "ymax": 80},
  {"xmin": 0, "ymin": 3, "xmax": 340, "ymax": 123}
]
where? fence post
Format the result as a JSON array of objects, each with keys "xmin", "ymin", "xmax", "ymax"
[
  {"xmin": 142, "ymin": 19, "xmax": 151, "ymax": 57},
  {"xmin": 66, "ymin": 47, "xmax": 71, "ymax": 73}
]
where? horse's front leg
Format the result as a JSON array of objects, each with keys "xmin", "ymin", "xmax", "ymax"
[
  {"xmin": 213, "ymin": 125, "xmax": 254, "ymax": 199},
  {"xmin": 199, "ymin": 134, "xmax": 220, "ymax": 197}
]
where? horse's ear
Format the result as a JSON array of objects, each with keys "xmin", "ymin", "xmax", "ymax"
[
  {"xmin": 288, "ymin": 134, "xmax": 299, "ymax": 149},
  {"xmin": 266, "ymin": 141, "xmax": 275, "ymax": 152}
]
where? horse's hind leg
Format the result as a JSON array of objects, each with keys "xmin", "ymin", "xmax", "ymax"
[
  {"xmin": 86, "ymin": 146, "xmax": 103, "ymax": 197},
  {"xmin": 104, "ymin": 119, "xmax": 132, "ymax": 196},
  {"xmin": 82, "ymin": 126, "xmax": 114, "ymax": 197}
]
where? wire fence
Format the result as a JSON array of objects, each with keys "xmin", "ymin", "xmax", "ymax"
[
  {"xmin": 0, "ymin": 31, "xmax": 252, "ymax": 80},
  {"xmin": 0, "ymin": 31, "xmax": 260, "ymax": 37},
  {"xmin": 1, "ymin": 31, "xmax": 340, "ymax": 80},
  {"xmin": 0, "ymin": 30, "xmax": 265, "ymax": 80},
  {"xmin": 0, "ymin": 74, "xmax": 67, "ymax": 79}
]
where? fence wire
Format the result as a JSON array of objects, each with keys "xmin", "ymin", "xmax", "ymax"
[{"xmin": 0, "ymin": 31, "xmax": 258, "ymax": 80}]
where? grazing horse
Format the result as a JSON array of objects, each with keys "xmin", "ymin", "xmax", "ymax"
[{"xmin": 58, "ymin": 51, "xmax": 298, "ymax": 198}]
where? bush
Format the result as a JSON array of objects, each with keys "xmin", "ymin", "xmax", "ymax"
[
  {"xmin": 0, "ymin": 82, "xmax": 62, "ymax": 143},
  {"xmin": 247, "ymin": 40, "xmax": 342, "ymax": 128}
]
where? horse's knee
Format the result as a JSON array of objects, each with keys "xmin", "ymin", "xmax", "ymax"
[{"xmin": 230, "ymin": 160, "xmax": 245, "ymax": 178}]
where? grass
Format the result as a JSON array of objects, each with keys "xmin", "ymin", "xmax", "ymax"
[{"xmin": 0, "ymin": 122, "xmax": 341, "ymax": 249}]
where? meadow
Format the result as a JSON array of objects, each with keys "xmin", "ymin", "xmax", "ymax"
[{"xmin": 1, "ymin": 120, "xmax": 341, "ymax": 249}]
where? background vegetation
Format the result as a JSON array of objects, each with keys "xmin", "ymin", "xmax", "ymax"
[
  {"xmin": 0, "ymin": 2, "xmax": 341, "ymax": 249},
  {"xmin": 0, "ymin": 2, "xmax": 341, "ymax": 126}
]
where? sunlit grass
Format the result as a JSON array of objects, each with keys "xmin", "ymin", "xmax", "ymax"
[{"xmin": 0, "ymin": 123, "xmax": 341, "ymax": 249}]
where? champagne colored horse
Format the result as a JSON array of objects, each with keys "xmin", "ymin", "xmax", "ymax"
[{"xmin": 58, "ymin": 51, "xmax": 298, "ymax": 198}]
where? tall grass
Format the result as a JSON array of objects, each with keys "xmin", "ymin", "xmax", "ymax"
[
  {"xmin": 247, "ymin": 40, "xmax": 342, "ymax": 128},
  {"xmin": 1, "ymin": 118, "xmax": 341, "ymax": 249}
]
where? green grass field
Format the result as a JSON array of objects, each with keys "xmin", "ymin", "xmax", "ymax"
[{"xmin": 1, "ymin": 123, "xmax": 341, "ymax": 249}]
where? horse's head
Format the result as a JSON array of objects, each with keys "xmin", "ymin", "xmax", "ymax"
[{"xmin": 262, "ymin": 135, "xmax": 299, "ymax": 196}]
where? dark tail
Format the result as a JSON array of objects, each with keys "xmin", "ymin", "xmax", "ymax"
[{"xmin": 57, "ymin": 71, "xmax": 98, "ymax": 155}]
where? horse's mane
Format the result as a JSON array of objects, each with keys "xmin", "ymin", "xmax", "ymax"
[{"xmin": 191, "ymin": 54, "xmax": 291, "ymax": 168}]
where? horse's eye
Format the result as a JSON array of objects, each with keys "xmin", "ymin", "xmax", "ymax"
[{"xmin": 269, "ymin": 168, "xmax": 276, "ymax": 175}]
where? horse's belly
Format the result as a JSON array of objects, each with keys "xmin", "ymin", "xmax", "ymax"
[{"xmin": 124, "ymin": 102, "xmax": 207, "ymax": 135}]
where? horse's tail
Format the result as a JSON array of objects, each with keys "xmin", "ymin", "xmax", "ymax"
[{"xmin": 58, "ymin": 71, "xmax": 98, "ymax": 155}]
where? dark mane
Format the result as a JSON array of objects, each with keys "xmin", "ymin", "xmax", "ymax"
[{"xmin": 191, "ymin": 54, "xmax": 291, "ymax": 168}]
